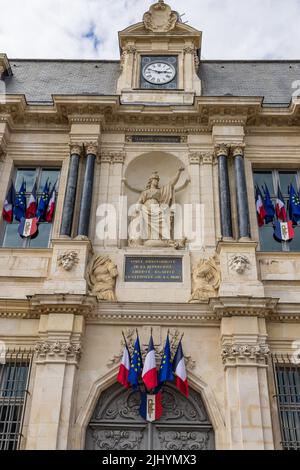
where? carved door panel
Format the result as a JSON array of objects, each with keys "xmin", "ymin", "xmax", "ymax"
[{"xmin": 85, "ymin": 383, "xmax": 215, "ymax": 450}]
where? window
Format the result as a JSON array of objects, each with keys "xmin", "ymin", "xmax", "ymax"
[
  {"xmin": 272, "ymin": 354, "xmax": 300, "ymax": 450},
  {"xmin": 253, "ymin": 170, "xmax": 300, "ymax": 252},
  {"xmin": 1, "ymin": 167, "xmax": 60, "ymax": 248},
  {"xmin": 0, "ymin": 351, "xmax": 32, "ymax": 450}
]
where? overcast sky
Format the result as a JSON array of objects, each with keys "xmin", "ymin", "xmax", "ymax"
[{"xmin": 1, "ymin": 0, "xmax": 300, "ymax": 60}]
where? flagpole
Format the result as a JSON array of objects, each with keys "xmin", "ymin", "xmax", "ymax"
[{"xmin": 122, "ymin": 331, "xmax": 131, "ymax": 358}]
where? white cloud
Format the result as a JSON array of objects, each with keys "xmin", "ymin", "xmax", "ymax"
[{"xmin": 0, "ymin": 0, "xmax": 300, "ymax": 60}]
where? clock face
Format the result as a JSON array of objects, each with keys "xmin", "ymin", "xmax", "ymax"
[{"xmin": 142, "ymin": 61, "xmax": 176, "ymax": 85}]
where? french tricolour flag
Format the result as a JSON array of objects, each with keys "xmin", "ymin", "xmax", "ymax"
[
  {"xmin": 276, "ymin": 187, "xmax": 287, "ymax": 222},
  {"xmin": 45, "ymin": 185, "xmax": 56, "ymax": 223},
  {"xmin": 255, "ymin": 186, "xmax": 266, "ymax": 227},
  {"xmin": 172, "ymin": 340, "xmax": 189, "ymax": 398},
  {"xmin": 26, "ymin": 182, "xmax": 37, "ymax": 219},
  {"xmin": 117, "ymin": 344, "xmax": 131, "ymax": 389},
  {"xmin": 2, "ymin": 183, "xmax": 15, "ymax": 223},
  {"xmin": 142, "ymin": 335, "xmax": 158, "ymax": 390}
]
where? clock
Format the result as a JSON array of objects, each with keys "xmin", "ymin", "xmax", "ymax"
[
  {"xmin": 140, "ymin": 56, "xmax": 178, "ymax": 89},
  {"xmin": 142, "ymin": 61, "xmax": 176, "ymax": 85}
]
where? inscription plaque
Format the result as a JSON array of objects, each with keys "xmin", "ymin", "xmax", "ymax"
[{"xmin": 125, "ymin": 256, "xmax": 183, "ymax": 283}]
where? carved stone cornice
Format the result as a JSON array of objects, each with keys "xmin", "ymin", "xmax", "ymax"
[
  {"xmin": 211, "ymin": 297, "xmax": 278, "ymax": 319},
  {"xmin": 29, "ymin": 294, "xmax": 96, "ymax": 318},
  {"xmin": 34, "ymin": 341, "xmax": 82, "ymax": 363},
  {"xmin": 221, "ymin": 343, "xmax": 270, "ymax": 366}
]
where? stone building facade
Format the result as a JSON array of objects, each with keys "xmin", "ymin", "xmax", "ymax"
[{"xmin": 0, "ymin": 1, "xmax": 300, "ymax": 451}]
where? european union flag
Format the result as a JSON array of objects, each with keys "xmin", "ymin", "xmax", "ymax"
[
  {"xmin": 289, "ymin": 184, "xmax": 300, "ymax": 224},
  {"xmin": 263, "ymin": 184, "xmax": 275, "ymax": 224},
  {"xmin": 158, "ymin": 334, "xmax": 174, "ymax": 384},
  {"xmin": 36, "ymin": 180, "xmax": 50, "ymax": 220},
  {"xmin": 128, "ymin": 335, "xmax": 143, "ymax": 389},
  {"xmin": 14, "ymin": 181, "xmax": 26, "ymax": 222}
]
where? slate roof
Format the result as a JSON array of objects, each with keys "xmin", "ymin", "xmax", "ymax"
[{"xmin": 3, "ymin": 59, "xmax": 300, "ymax": 106}]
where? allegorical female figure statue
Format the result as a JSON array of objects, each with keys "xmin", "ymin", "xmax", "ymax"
[{"xmin": 128, "ymin": 167, "xmax": 185, "ymax": 247}]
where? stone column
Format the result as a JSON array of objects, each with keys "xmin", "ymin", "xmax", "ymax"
[
  {"xmin": 60, "ymin": 144, "xmax": 82, "ymax": 237},
  {"xmin": 216, "ymin": 145, "xmax": 233, "ymax": 239},
  {"xmin": 217, "ymin": 302, "xmax": 274, "ymax": 450},
  {"xmin": 26, "ymin": 297, "xmax": 89, "ymax": 450},
  {"xmin": 233, "ymin": 146, "xmax": 251, "ymax": 240},
  {"xmin": 106, "ymin": 152, "xmax": 126, "ymax": 247},
  {"xmin": 77, "ymin": 142, "xmax": 97, "ymax": 237}
]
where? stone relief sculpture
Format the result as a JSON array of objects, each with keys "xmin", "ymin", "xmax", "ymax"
[
  {"xmin": 57, "ymin": 251, "xmax": 79, "ymax": 271},
  {"xmin": 86, "ymin": 254, "xmax": 118, "ymax": 302},
  {"xmin": 143, "ymin": 1, "xmax": 178, "ymax": 33},
  {"xmin": 229, "ymin": 255, "xmax": 251, "ymax": 275},
  {"xmin": 126, "ymin": 167, "xmax": 188, "ymax": 248},
  {"xmin": 189, "ymin": 256, "xmax": 220, "ymax": 303}
]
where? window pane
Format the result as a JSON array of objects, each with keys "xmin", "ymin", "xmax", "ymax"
[
  {"xmin": 2, "ymin": 224, "xmax": 24, "ymax": 248},
  {"xmin": 279, "ymin": 171, "xmax": 297, "ymax": 196},
  {"xmin": 39, "ymin": 169, "xmax": 60, "ymax": 192},
  {"xmin": 15, "ymin": 169, "xmax": 37, "ymax": 193},
  {"xmin": 29, "ymin": 223, "xmax": 52, "ymax": 248},
  {"xmin": 259, "ymin": 226, "xmax": 282, "ymax": 252},
  {"xmin": 288, "ymin": 226, "xmax": 300, "ymax": 252},
  {"xmin": 253, "ymin": 171, "xmax": 274, "ymax": 195}
]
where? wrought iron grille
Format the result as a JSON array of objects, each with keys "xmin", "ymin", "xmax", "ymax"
[
  {"xmin": 0, "ymin": 349, "xmax": 33, "ymax": 450},
  {"xmin": 271, "ymin": 354, "xmax": 300, "ymax": 450}
]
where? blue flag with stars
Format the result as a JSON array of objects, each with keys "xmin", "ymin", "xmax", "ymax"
[
  {"xmin": 263, "ymin": 184, "xmax": 275, "ymax": 224},
  {"xmin": 14, "ymin": 181, "xmax": 26, "ymax": 222},
  {"xmin": 289, "ymin": 184, "xmax": 300, "ymax": 224},
  {"xmin": 36, "ymin": 180, "xmax": 50, "ymax": 220},
  {"xmin": 128, "ymin": 335, "xmax": 143, "ymax": 389},
  {"xmin": 158, "ymin": 334, "xmax": 174, "ymax": 384}
]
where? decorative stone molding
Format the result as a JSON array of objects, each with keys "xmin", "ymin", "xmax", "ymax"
[
  {"xmin": 221, "ymin": 343, "xmax": 270, "ymax": 366},
  {"xmin": 183, "ymin": 46, "xmax": 195, "ymax": 55},
  {"xmin": 228, "ymin": 254, "xmax": 251, "ymax": 275},
  {"xmin": 107, "ymin": 328, "xmax": 196, "ymax": 371},
  {"xmin": 189, "ymin": 255, "xmax": 221, "ymax": 303},
  {"xmin": 0, "ymin": 54, "xmax": 12, "ymax": 77},
  {"xmin": 99, "ymin": 151, "xmax": 126, "ymax": 164},
  {"xmin": 143, "ymin": 1, "xmax": 178, "ymax": 33},
  {"xmin": 201, "ymin": 153, "xmax": 214, "ymax": 165},
  {"xmin": 57, "ymin": 251, "xmax": 79, "ymax": 272},
  {"xmin": 84, "ymin": 141, "xmax": 99, "ymax": 156},
  {"xmin": 188, "ymin": 152, "xmax": 201, "ymax": 164},
  {"xmin": 69, "ymin": 143, "xmax": 82, "ymax": 156},
  {"xmin": 86, "ymin": 254, "xmax": 118, "ymax": 302},
  {"xmin": 34, "ymin": 341, "xmax": 82, "ymax": 361},
  {"xmin": 211, "ymin": 297, "xmax": 278, "ymax": 319}
]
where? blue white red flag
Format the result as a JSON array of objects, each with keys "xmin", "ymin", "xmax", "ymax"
[
  {"xmin": 273, "ymin": 221, "xmax": 295, "ymax": 243},
  {"xmin": 172, "ymin": 340, "xmax": 189, "ymax": 397},
  {"xmin": 139, "ymin": 392, "xmax": 163, "ymax": 422},
  {"xmin": 142, "ymin": 334, "xmax": 158, "ymax": 390},
  {"xmin": 45, "ymin": 184, "xmax": 56, "ymax": 223},
  {"xmin": 2, "ymin": 183, "xmax": 15, "ymax": 223},
  {"xmin": 18, "ymin": 217, "xmax": 39, "ymax": 239},
  {"xmin": 276, "ymin": 186, "xmax": 287, "ymax": 222},
  {"xmin": 26, "ymin": 182, "xmax": 37, "ymax": 219},
  {"xmin": 117, "ymin": 344, "xmax": 131, "ymax": 389}
]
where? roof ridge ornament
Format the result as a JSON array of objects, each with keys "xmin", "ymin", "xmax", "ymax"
[{"xmin": 143, "ymin": 1, "xmax": 178, "ymax": 32}]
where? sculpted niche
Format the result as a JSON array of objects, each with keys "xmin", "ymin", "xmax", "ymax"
[
  {"xmin": 125, "ymin": 166, "xmax": 189, "ymax": 249},
  {"xmin": 86, "ymin": 254, "xmax": 118, "ymax": 302}
]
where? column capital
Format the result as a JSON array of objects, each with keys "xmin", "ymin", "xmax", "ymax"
[
  {"xmin": 232, "ymin": 144, "xmax": 245, "ymax": 157},
  {"xmin": 69, "ymin": 143, "xmax": 83, "ymax": 156},
  {"xmin": 34, "ymin": 340, "xmax": 82, "ymax": 365},
  {"xmin": 215, "ymin": 144, "xmax": 230, "ymax": 158},
  {"xmin": 84, "ymin": 141, "xmax": 99, "ymax": 156},
  {"xmin": 221, "ymin": 342, "xmax": 270, "ymax": 367}
]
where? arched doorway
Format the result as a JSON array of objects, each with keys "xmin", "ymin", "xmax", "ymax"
[{"xmin": 85, "ymin": 383, "xmax": 215, "ymax": 450}]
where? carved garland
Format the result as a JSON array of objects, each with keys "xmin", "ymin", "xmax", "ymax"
[{"xmin": 221, "ymin": 343, "xmax": 270, "ymax": 365}]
